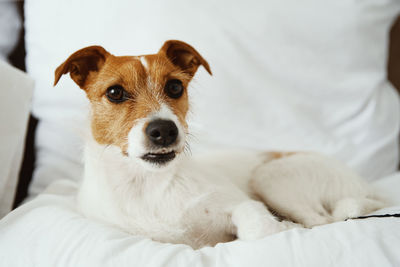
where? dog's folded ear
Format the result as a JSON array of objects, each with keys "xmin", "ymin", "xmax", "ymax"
[
  {"xmin": 54, "ymin": 46, "xmax": 110, "ymax": 89},
  {"xmin": 159, "ymin": 40, "xmax": 212, "ymax": 77}
]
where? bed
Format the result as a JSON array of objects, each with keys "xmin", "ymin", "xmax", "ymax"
[
  {"xmin": 1, "ymin": 173, "xmax": 400, "ymax": 266},
  {"xmin": 1, "ymin": 0, "xmax": 400, "ymax": 266}
]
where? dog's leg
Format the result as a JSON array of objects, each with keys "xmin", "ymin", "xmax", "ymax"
[
  {"xmin": 231, "ymin": 200, "xmax": 300, "ymax": 241},
  {"xmin": 249, "ymin": 152, "xmax": 386, "ymax": 228}
]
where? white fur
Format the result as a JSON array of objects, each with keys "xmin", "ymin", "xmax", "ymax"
[
  {"xmin": 77, "ymin": 105, "xmax": 386, "ymax": 249},
  {"xmin": 139, "ymin": 56, "xmax": 149, "ymax": 71}
]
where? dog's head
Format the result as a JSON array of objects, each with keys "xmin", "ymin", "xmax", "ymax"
[{"xmin": 54, "ymin": 40, "xmax": 211, "ymax": 169}]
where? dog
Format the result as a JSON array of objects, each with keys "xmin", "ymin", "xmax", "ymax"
[{"xmin": 54, "ymin": 40, "xmax": 385, "ymax": 249}]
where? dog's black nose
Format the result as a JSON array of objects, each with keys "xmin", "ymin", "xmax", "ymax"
[{"xmin": 145, "ymin": 119, "xmax": 178, "ymax": 147}]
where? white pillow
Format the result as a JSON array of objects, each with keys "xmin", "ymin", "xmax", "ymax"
[
  {"xmin": 0, "ymin": 61, "xmax": 33, "ymax": 218},
  {"xmin": 25, "ymin": 0, "xmax": 400, "ymax": 195}
]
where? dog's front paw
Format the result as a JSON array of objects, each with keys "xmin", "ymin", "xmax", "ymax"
[
  {"xmin": 232, "ymin": 200, "xmax": 302, "ymax": 241},
  {"xmin": 237, "ymin": 220, "xmax": 301, "ymax": 241}
]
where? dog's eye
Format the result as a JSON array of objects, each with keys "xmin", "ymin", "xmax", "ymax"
[
  {"xmin": 106, "ymin": 85, "xmax": 128, "ymax": 103},
  {"xmin": 164, "ymin": 79, "xmax": 183, "ymax": 99}
]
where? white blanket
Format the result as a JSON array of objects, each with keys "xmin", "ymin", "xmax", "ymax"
[{"xmin": 1, "ymin": 173, "xmax": 399, "ymax": 267}]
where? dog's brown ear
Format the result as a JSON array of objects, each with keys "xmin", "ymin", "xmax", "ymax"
[
  {"xmin": 54, "ymin": 46, "xmax": 110, "ymax": 89},
  {"xmin": 159, "ymin": 40, "xmax": 212, "ymax": 77}
]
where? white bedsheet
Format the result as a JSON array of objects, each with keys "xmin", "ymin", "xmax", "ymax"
[{"xmin": 1, "ymin": 174, "xmax": 399, "ymax": 267}]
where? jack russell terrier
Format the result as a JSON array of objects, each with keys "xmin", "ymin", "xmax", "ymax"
[{"xmin": 54, "ymin": 40, "xmax": 385, "ymax": 249}]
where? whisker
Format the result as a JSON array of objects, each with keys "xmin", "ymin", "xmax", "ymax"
[
  {"xmin": 184, "ymin": 140, "xmax": 192, "ymax": 157},
  {"xmin": 185, "ymin": 132, "xmax": 199, "ymax": 144}
]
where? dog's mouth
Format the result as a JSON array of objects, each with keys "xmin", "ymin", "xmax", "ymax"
[{"xmin": 141, "ymin": 150, "xmax": 176, "ymax": 164}]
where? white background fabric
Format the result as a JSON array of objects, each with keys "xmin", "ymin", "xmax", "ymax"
[
  {"xmin": 1, "ymin": 173, "xmax": 399, "ymax": 267},
  {"xmin": 0, "ymin": 61, "xmax": 33, "ymax": 218},
  {"xmin": 25, "ymin": 0, "xmax": 400, "ymax": 197}
]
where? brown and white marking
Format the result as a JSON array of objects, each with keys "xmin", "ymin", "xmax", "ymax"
[{"xmin": 55, "ymin": 40, "xmax": 211, "ymax": 169}]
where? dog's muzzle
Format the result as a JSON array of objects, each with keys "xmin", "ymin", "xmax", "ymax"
[{"xmin": 141, "ymin": 119, "xmax": 179, "ymax": 164}]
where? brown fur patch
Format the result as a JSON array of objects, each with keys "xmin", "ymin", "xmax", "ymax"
[
  {"xmin": 258, "ymin": 151, "xmax": 298, "ymax": 165},
  {"xmin": 270, "ymin": 151, "xmax": 297, "ymax": 160}
]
